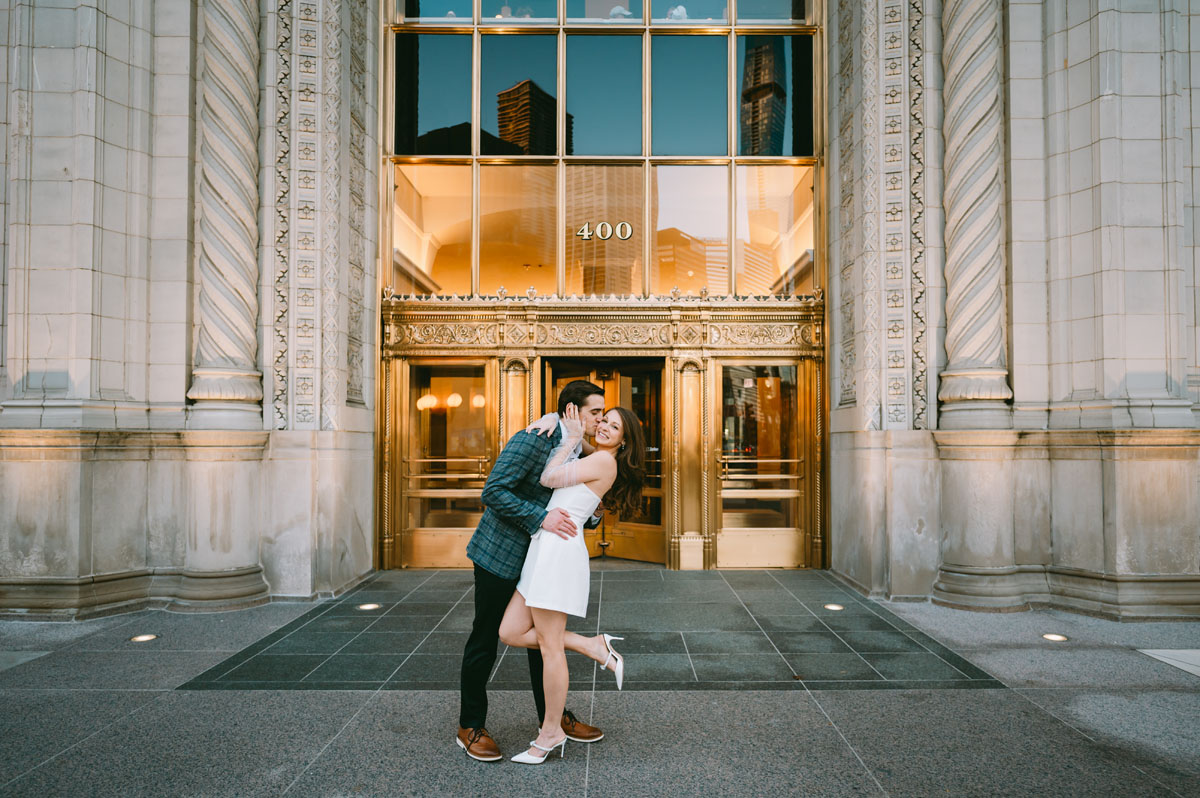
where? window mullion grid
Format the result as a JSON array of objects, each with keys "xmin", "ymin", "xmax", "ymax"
[
  {"xmin": 642, "ymin": 28, "xmax": 652, "ymax": 296},
  {"xmin": 727, "ymin": 31, "xmax": 736, "ymax": 296},
  {"xmin": 557, "ymin": 28, "xmax": 566, "ymax": 295}
]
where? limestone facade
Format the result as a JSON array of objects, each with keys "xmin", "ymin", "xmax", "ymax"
[{"xmin": 0, "ymin": 0, "xmax": 1198, "ymax": 618}]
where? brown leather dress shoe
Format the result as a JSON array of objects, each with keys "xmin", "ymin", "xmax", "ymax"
[
  {"xmin": 457, "ymin": 726, "xmax": 503, "ymax": 761},
  {"xmin": 560, "ymin": 710, "xmax": 604, "ymax": 743}
]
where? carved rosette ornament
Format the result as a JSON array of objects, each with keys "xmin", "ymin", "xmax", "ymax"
[
  {"xmin": 188, "ymin": 0, "xmax": 263, "ymax": 425},
  {"xmin": 938, "ymin": 0, "xmax": 1012, "ymax": 426}
]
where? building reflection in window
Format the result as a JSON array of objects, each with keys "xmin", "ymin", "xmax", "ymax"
[
  {"xmin": 567, "ymin": 0, "xmax": 642, "ymax": 22},
  {"xmin": 736, "ymin": 0, "xmax": 807, "ymax": 23},
  {"xmin": 481, "ymin": 0, "xmax": 557, "ymax": 22},
  {"xmin": 651, "ymin": 36, "xmax": 727, "ymax": 155},
  {"xmin": 392, "ymin": 164, "xmax": 471, "ymax": 296},
  {"xmin": 736, "ymin": 35, "xmax": 812, "ymax": 156},
  {"xmin": 394, "ymin": 34, "xmax": 472, "ymax": 155},
  {"xmin": 566, "ymin": 165, "xmax": 645, "ymax": 296},
  {"xmin": 735, "ymin": 165, "xmax": 814, "ymax": 296},
  {"xmin": 566, "ymin": 35, "xmax": 641, "ymax": 155},
  {"xmin": 401, "ymin": 0, "xmax": 471, "ymax": 22},
  {"xmin": 479, "ymin": 164, "xmax": 558, "ymax": 296},
  {"xmin": 651, "ymin": 165, "xmax": 729, "ymax": 296},
  {"xmin": 481, "ymin": 35, "xmax": 561, "ymax": 155},
  {"xmin": 652, "ymin": 0, "xmax": 727, "ymax": 23}
]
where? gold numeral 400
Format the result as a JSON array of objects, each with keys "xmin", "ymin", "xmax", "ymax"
[{"xmin": 575, "ymin": 221, "xmax": 633, "ymax": 241}]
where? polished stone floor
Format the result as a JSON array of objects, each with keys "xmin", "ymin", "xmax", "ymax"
[
  {"xmin": 1, "ymin": 566, "xmax": 1198, "ymax": 797},
  {"xmin": 180, "ymin": 568, "xmax": 1000, "ymax": 692}
]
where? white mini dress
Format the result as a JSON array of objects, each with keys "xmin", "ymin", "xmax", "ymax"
[{"xmin": 516, "ymin": 482, "xmax": 602, "ymax": 618}]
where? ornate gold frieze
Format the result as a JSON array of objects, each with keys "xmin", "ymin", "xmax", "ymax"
[{"xmin": 382, "ymin": 294, "xmax": 824, "ymax": 358}]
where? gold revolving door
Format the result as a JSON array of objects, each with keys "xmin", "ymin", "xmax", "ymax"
[
  {"xmin": 546, "ymin": 359, "xmax": 666, "ymax": 564},
  {"xmin": 378, "ymin": 295, "xmax": 825, "ymax": 571}
]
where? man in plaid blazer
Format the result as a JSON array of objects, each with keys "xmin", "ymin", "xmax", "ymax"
[{"xmin": 456, "ymin": 379, "xmax": 608, "ymax": 762}]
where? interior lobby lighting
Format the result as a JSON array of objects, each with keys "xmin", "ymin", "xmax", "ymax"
[
  {"xmin": 356, "ymin": 603, "xmax": 381, "ymax": 611},
  {"xmin": 471, "ymin": 393, "xmax": 486, "ymax": 409},
  {"xmin": 823, "ymin": 603, "xmax": 844, "ymax": 611},
  {"xmin": 1042, "ymin": 633, "xmax": 1068, "ymax": 642},
  {"xmin": 129, "ymin": 634, "xmax": 159, "ymax": 642},
  {"xmin": 446, "ymin": 392, "xmax": 463, "ymax": 408}
]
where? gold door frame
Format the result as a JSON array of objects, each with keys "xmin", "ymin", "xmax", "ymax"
[{"xmin": 378, "ymin": 293, "xmax": 824, "ymax": 569}]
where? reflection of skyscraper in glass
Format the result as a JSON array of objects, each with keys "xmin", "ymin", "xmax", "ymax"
[
  {"xmin": 497, "ymin": 79, "xmax": 573, "ymax": 155},
  {"xmin": 739, "ymin": 36, "xmax": 787, "ymax": 156},
  {"xmin": 566, "ymin": 167, "xmax": 642, "ymax": 295}
]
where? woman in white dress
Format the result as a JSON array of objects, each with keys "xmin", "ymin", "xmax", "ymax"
[{"xmin": 497, "ymin": 404, "xmax": 646, "ymax": 764}]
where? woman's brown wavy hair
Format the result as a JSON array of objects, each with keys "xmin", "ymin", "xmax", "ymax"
[{"xmin": 603, "ymin": 406, "xmax": 647, "ymax": 520}]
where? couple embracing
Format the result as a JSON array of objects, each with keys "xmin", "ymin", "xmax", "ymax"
[{"xmin": 456, "ymin": 379, "xmax": 647, "ymax": 765}]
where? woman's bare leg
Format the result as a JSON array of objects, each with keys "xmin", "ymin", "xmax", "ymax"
[
  {"xmin": 527, "ymin": 606, "xmax": 569, "ymax": 755},
  {"xmin": 499, "ymin": 592, "xmax": 610, "ymax": 665}
]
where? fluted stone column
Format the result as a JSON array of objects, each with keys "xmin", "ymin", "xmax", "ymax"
[
  {"xmin": 187, "ymin": 0, "xmax": 264, "ymax": 429},
  {"xmin": 937, "ymin": 0, "xmax": 1012, "ymax": 429}
]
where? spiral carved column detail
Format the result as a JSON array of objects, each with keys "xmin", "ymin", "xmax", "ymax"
[
  {"xmin": 937, "ymin": 0, "xmax": 1012, "ymax": 426},
  {"xmin": 188, "ymin": 0, "xmax": 264, "ymax": 424}
]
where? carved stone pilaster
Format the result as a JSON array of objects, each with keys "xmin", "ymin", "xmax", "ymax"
[
  {"xmin": 188, "ymin": 0, "xmax": 264, "ymax": 428},
  {"xmin": 937, "ymin": 0, "xmax": 1011, "ymax": 428}
]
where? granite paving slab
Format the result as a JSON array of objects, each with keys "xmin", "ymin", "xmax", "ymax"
[
  {"xmin": 1015, "ymin": 688, "xmax": 1200, "ymax": 797},
  {"xmin": 0, "ymin": 690, "xmax": 374, "ymax": 798},
  {"xmin": 584, "ymin": 690, "xmax": 885, "ymax": 797},
  {"xmin": 65, "ymin": 603, "xmax": 315, "ymax": 652},
  {"xmin": 282, "ymin": 691, "xmax": 588, "ymax": 797},
  {"xmin": 0, "ymin": 614, "xmax": 140, "ymax": 651},
  {"xmin": 0, "ymin": 689, "xmax": 163, "ymax": 785},
  {"xmin": 813, "ymin": 689, "xmax": 1177, "ymax": 797},
  {"xmin": 0, "ymin": 651, "xmax": 46, "ymax": 673},
  {"xmin": 968, "ymin": 647, "xmax": 1200, "ymax": 689},
  {"xmin": 0, "ymin": 649, "xmax": 233, "ymax": 690}
]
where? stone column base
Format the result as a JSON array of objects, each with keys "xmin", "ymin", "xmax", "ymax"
[{"xmin": 169, "ymin": 566, "xmax": 270, "ymax": 611}]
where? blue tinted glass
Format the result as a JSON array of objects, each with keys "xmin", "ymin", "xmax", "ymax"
[
  {"xmin": 651, "ymin": 36, "xmax": 727, "ymax": 155},
  {"xmin": 482, "ymin": 0, "xmax": 556, "ymax": 22},
  {"xmin": 395, "ymin": 34, "xmax": 472, "ymax": 155},
  {"xmin": 567, "ymin": 36, "xmax": 642, "ymax": 156},
  {"xmin": 403, "ymin": 0, "xmax": 470, "ymax": 21},
  {"xmin": 481, "ymin": 35, "xmax": 558, "ymax": 156},
  {"xmin": 736, "ymin": 35, "xmax": 812, "ymax": 156},
  {"xmin": 736, "ymin": 0, "xmax": 805, "ymax": 21},
  {"xmin": 567, "ymin": 0, "xmax": 642, "ymax": 22},
  {"xmin": 652, "ymin": 0, "xmax": 726, "ymax": 22}
]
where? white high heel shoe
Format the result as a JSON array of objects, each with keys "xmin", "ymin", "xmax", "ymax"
[
  {"xmin": 600, "ymin": 633, "xmax": 625, "ymax": 690},
  {"xmin": 510, "ymin": 735, "xmax": 567, "ymax": 764}
]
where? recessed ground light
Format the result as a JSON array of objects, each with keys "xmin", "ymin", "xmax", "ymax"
[
  {"xmin": 1042, "ymin": 633, "xmax": 1069, "ymax": 642},
  {"xmin": 356, "ymin": 603, "xmax": 381, "ymax": 611},
  {"xmin": 823, "ymin": 603, "xmax": 844, "ymax": 611},
  {"xmin": 129, "ymin": 634, "xmax": 159, "ymax": 643}
]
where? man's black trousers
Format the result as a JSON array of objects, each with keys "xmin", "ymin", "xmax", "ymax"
[{"xmin": 458, "ymin": 564, "xmax": 545, "ymax": 728}]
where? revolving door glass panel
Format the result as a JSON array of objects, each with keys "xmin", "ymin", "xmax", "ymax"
[
  {"xmin": 403, "ymin": 365, "xmax": 490, "ymax": 565},
  {"xmin": 719, "ymin": 365, "xmax": 801, "ymax": 533}
]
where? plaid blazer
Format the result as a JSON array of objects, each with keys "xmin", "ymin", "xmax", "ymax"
[{"xmin": 468, "ymin": 427, "xmax": 596, "ymax": 580}]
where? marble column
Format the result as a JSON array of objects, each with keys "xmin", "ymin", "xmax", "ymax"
[
  {"xmin": 187, "ymin": 0, "xmax": 264, "ymax": 429},
  {"xmin": 937, "ymin": 0, "xmax": 1012, "ymax": 429}
]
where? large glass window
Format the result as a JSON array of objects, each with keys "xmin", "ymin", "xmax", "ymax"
[
  {"xmin": 481, "ymin": 35, "xmax": 558, "ymax": 155},
  {"xmin": 652, "ymin": 165, "xmax": 728, "ymax": 296},
  {"xmin": 389, "ymin": 15, "xmax": 819, "ymax": 298},
  {"xmin": 735, "ymin": 165, "xmax": 814, "ymax": 296},
  {"xmin": 566, "ymin": 165, "xmax": 645, "ymax": 295},
  {"xmin": 567, "ymin": 0, "xmax": 641, "ymax": 23},
  {"xmin": 567, "ymin": 35, "xmax": 642, "ymax": 156},
  {"xmin": 479, "ymin": 165, "xmax": 558, "ymax": 296},
  {"xmin": 736, "ymin": 34, "xmax": 812, "ymax": 156},
  {"xmin": 651, "ymin": 36, "xmax": 727, "ymax": 155},
  {"xmin": 394, "ymin": 34, "xmax": 472, "ymax": 155},
  {"xmin": 393, "ymin": 165, "xmax": 472, "ymax": 295},
  {"xmin": 401, "ymin": 0, "xmax": 471, "ymax": 23}
]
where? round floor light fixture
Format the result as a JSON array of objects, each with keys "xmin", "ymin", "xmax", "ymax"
[
  {"xmin": 129, "ymin": 634, "xmax": 159, "ymax": 643},
  {"xmin": 1041, "ymin": 633, "xmax": 1068, "ymax": 642},
  {"xmin": 823, "ymin": 603, "xmax": 844, "ymax": 611},
  {"xmin": 357, "ymin": 603, "xmax": 381, "ymax": 611}
]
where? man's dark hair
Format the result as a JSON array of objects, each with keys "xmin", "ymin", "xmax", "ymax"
[{"xmin": 557, "ymin": 379, "xmax": 604, "ymax": 416}]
